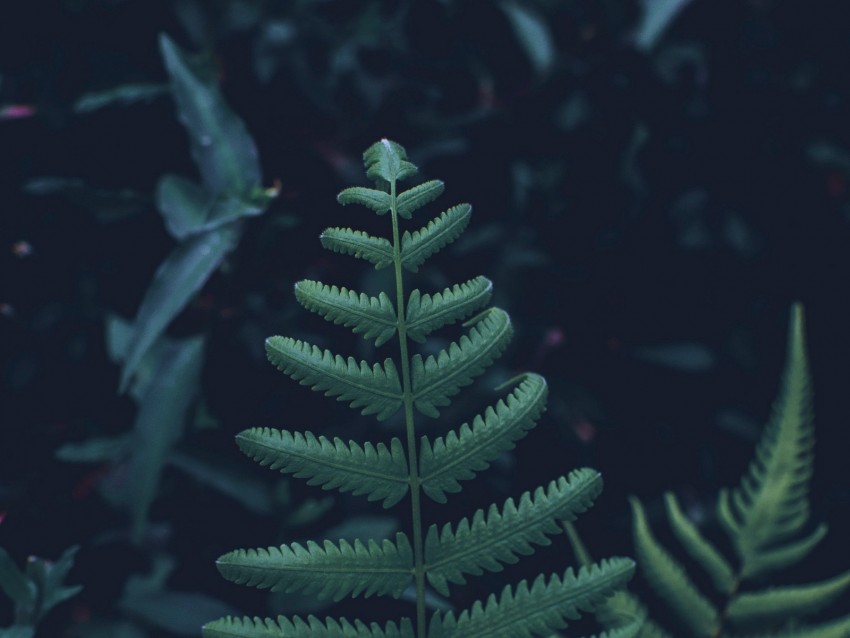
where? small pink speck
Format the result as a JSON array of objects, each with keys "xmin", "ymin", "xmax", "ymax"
[
  {"xmin": 0, "ymin": 303, "xmax": 14, "ymax": 318},
  {"xmin": 573, "ymin": 420, "xmax": 596, "ymax": 443},
  {"xmin": 12, "ymin": 241, "xmax": 33, "ymax": 257},
  {"xmin": 543, "ymin": 327, "xmax": 564, "ymax": 348},
  {"xmin": 0, "ymin": 104, "xmax": 36, "ymax": 120},
  {"xmin": 0, "ymin": 511, "xmax": 6, "ymax": 525}
]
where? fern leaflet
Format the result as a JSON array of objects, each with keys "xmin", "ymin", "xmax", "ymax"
[
  {"xmin": 419, "ymin": 373, "xmax": 547, "ymax": 502},
  {"xmin": 295, "ymin": 280, "xmax": 398, "ymax": 347},
  {"xmin": 428, "ymin": 558, "xmax": 635, "ymax": 638},
  {"xmin": 411, "ymin": 308, "xmax": 512, "ymax": 418},
  {"xmin": 400, "ymin": 205, "xmax": 471, "ymax": 272},
  {"xmin": 629, "ymin": 497, "xmax": 719, "ymax": 636},
  {"xmin": 364, "ymin": 139, "xmax": 418, "ymax": 185},
  {"xmin": 663, "ymin": 492, "xmax": 736, "ymax": 595},
  {"xmin": 216, "ymin": 533, "xmax": 413, "ymax": 601},
  {"xmin": 406, "ymin": 277, "xmax": 493, "ymax": 343},
  {"xmin": 725, "ymin": 569, "xmax": 850, "ymax": 627},
  {"xmin": 235, "ymin": 428, "xmax": 409, "ymax": 508},
  {"xmin": 265, "ymin": 337, "xmax": 402, "ymax": 420},
  {"xmin": 337, "ymin": 186, "xmax": 392, "ymax": 215},
  {"xmin": 396, "ymin": 180, "xmax": 444, "ymax": 219},
  {"xmin": 424, "ymin": 471, "xmax": 603, "ymax": 595},
  {"xmin": 203, "ymin": 614, "xmax": 415, "ymax": 638},
  {"xmin": 320, "ymin": 228, "xmax": 394, "ymax": 270}
]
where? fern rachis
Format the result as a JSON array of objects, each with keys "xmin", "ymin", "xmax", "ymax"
[{"xmin": 204, "ymin": 139, "xmax": 634, "ymax": 638}]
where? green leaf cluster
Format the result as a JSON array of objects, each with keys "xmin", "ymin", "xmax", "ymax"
[
  {"xmin": 204, "ymin": 139, "xmax": 634, "ymax": 637},
  {"xmin": 593, "ymin": 304, "xmax": 850, "ymax": 637},
  {"xmin": 0, "ymin": 545, "xmax": 82, "ymax": 635}
]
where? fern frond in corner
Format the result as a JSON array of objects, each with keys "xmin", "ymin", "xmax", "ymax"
[
  {"xmin": 206, "ymin": 139, "xmax": 632, "ymax": 638},
  {"xmin": 613, "ymin": 303, "xmax": 850, "ymax": 638}
]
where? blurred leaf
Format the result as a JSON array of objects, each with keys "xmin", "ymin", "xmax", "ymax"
[
  {"xmin": 119, "ymin": 556, "xmax": 237, "ymax": 636},
  {"xmin": 34, "ymin": 546, "xmax": 83, "ymax": 620},
  {"xmin": 632, "ymin": 343, "xmax": 716, "ymax": 372},
  {"xmin": 55, "ymin": 435, "xmax": 131, "ymax": 463},
  {"xmin": 634, "ymin": 0, "xmax": 694, "ymax": 51},
  {"xmin": 156, "ymin": 174, "xmax": 268, "ymax": 241},
  {"xmin": 0, "ymin": 548, "xmax": 35, "ymax": 608},
  {"xmin": 23, "ymin": 178, "xmax": 148, "ymax": 223},
  {"xmin": 118, "ymin": 224, "xmax": 238, "ymax": 393},
  {"xmin": 124, "ymin": 335, "xmax": 205, "ymax": 542},
  {"xmin": 159, "ymin": 34, "xmax": 262, "ymax": 197},
  {"xmin": 808, "ymin": 141, "xmax": 850, "ymax": 173},
  {"xmin": 74, "ymin": 83, "xmax": 168, "ymax": 114},
  {"xmin": 288, "ymin": 496, "xmax": 335, "ymax": 528},
  {"xmin": 500, "ymin": 1, "xmax": 555, "ymax": 75},
  {"xmin": 0, "ymin": 627, "xmax": 34, "ymax": 638},
  {"xmin": 168, "ymin": 451, "xmax": 274, "ymax": 514}
]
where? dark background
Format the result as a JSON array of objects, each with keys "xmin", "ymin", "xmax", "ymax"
[{"xmin": 2, "ymin": 1, "xmax": 850, "ymax": 635}]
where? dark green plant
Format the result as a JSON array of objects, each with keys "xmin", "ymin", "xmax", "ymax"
[
  {"xmin": 586, "ymin": 304, "xmax": 850, "ymax": 637},
  {"xmin": 202, "ymin": 140, "xmax": 636, "ymax": 637},
  {"xmin": 0, "ymin": 545, "xmax": 81, "ymax": 638}
]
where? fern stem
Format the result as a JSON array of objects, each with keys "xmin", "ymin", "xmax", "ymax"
[
  {"xmin": 711, "ymin": 575, "xmax": 741, "ymax": 638},
  {"xmin": 389, "ymin": 177, "xmax": 428, "ymax": 638}
]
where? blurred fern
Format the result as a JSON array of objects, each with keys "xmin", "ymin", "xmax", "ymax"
[
  {"xmin": 580, "ymin": 304, "xmax": 850, "ymax": 637},
  {"xmin": 203, "ymin": 139, "xmax": 636, "ymax": 637}
]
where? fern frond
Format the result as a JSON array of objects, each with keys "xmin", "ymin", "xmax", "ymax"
[
  {"xmin": 663, "ymin": 492, "xmax": 736, "ymax": 595},
  {"xmin": 428, "ymin": 558, "xmax": 635, "ymax": 638},
  {"xmin": 396, "ymin": 180, "xmax": 444, "ymax": 220},
  {"xmin": 265, "ymin": 337, "xmax": 402, "ymax": 420},
  {"xmin": 717, "ymin": 303, "xmax": 818, "ymax": 578},
  {"xmin": 400, "ymin": 204, "xmax": 471, "ymax": 272},
  {"xmin": 726, "ymin": 568, "xmax": 850, "ymax": 627},
  {"xmin": 203, "ymin": 614, "xmax": 415, "ymax": 638},
  {"xmin": 235, "ymin": 428, "xmax": 409, "ymax": 508},
  {"xmin": 337, "ymin": 187, "xmax": 392, "ymax": 215},
  {"xmin": 424, "ymin": 470, "xmax": 603, "ymax": 595},
  {"xmin": 363, "ymin": 139, "xmax": 418, "ymax": 185},
  {"xmin": 419, "ymin": 373, "xmax": 547, "ymax": 502},
  {"xmin": 216, "ymin": 533, "xmax": 413, "ymax": 602},
  {"xmin": 294, "ymin": 280, "xmax": 397, "ymax": 347},
  {"xmin": 320, "ymin": 228, "xmax": 394, "ymax": 270},
  {"xmin": 411, "ymin": 308, "xmax": 512, "ymax": 418},
  {"xmin": 629, "ymin": 497, "xmax": 719, "ymax": 637},
  {"xmin": 406, "ymin": 277, "xmax": 493, "ymax": 343}
]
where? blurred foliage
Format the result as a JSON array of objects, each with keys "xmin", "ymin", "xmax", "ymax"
[{"xmin": 2, "ymin": 0, "xmax": 850, "ymax": 636}]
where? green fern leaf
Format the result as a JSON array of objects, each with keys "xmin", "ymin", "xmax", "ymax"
[
  {"xmin": 425, "ymin": 470, "xmax": 602, "ymax": 596},
  {"xmin": 717, "ymin": 303, "xmax": 818, "ymax": 579},
  {"xmin": 411, "ymin": 308, "xmax": 512, "ymax": 418},
  {"xmin": 234, "ymin": 428, "xmax": 409, "ymax": 508},
  {"xmin": 419, "ymin": 373, "xmax": 547, "ymax": 502},
  {"xmin": 216, "ymin": 533, "xmax": 413, "ymax": 602},
  {"xmin": 363, "ymin": 139, "xmax": 418, "ymax": 185},
  {"xmin": 203, "ymin": 614, "xmax": 415, "ymax": 638},
  {"xmin": 396, "ymin": 180, "xmax": 444, "ymax": 220},
  {"xmin": 400, "ymin": 204, "xmax": 471, "ymax": 272},
  {"xmin": 337, "ymin": 187, "xmax": 392, "ymax": 215},
  {"xmin": 663, "ymin": 492, "xmax": 736, "ymax": 595},
  {"xmin": 596, "ymin": 591, "xmax": 670, "ymax": 638},
  {"xmin": 428, "ymin": 558, "xmax": 635, "ymax": 638},
  {"xmin": 320, "ymin": 228, "xmax": 394, "ymax": 270},
  {"xmin": 265, "ymin": 337, "xmax": 402, "ymax": 420},
  {"xmin": 629, "ymin": 497, "xmax": 719, "ymax": 636},
  {"xmin": 294, "ymin": 280, "xmax": 397, "ymax": 347},
  {"xmin": 726, "ymin": 568, "xmax": 850, "ymax": 627},
  {"xmin": 406, "ymin": 277, "xmax": 493, "ymax": 343}
]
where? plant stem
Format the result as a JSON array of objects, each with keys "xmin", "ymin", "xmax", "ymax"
[
  {"xmin": 711, "ymin": 575, "xmax": 741, "ymax": 638},
  {"xmin": 389, "ymin": 178, "xmax": 427, "ymax": 638}
]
